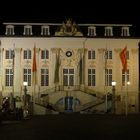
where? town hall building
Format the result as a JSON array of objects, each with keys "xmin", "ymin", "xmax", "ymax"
[{"xmin": 0, "ymin": 19, "xmax": 139, "ymax": 115}]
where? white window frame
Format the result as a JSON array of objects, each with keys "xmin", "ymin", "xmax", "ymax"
[
  {"xmin": 23, "ymin": 25, "xmax": 33, "ymax": 35},
  {"xmin": 5, "ymin": 49, "xmax": 14, "ymax": 59},
  {"xmin": 88, "ymin": 50, "xmax": 96, "ymax": 59},
  {"xmin": 104, "ymin": 26, "xmax": 113, "ymax": 36},
  {"xmin": 41, "ymin": 50, "xmax": 49, "ymax": 59},
  {"xmin": 63, "ymin": 69, "xmax": 74, "ymax": 86},
  {"xmin": 23, "ymin": 68, "xmax": 31, "ymax": 86},
  {"xmin": 24, "ymin": 49, "xmax": 31, "ymax": 59},
  {"xmin": 41, "ymin": 26, "xmax": 50, "ymax": 36},
  {"xmin": 88, "ymin": 26, "xmax": 96, "ymax": 36},
  {"xmin": 121, "ymin": 27, "xmax": 130, "ymax": 37},
  {"xmin": 5, "ymin": 69, "xmax": 13, "ymax": 86},
  {"xmin": 5, "ymin": 25, "xmax": 15, "ymax": 35},
  {"xmin": 105, "ymin": 69, "xmax": 112, "ymax": 86},
  {"xmin": 41, "ymin": 69, "xmax": 49, "ymax": 86},
  {"xmin": 122, "ymin": 69, "xmax": 130, "ymax": 86},
  {"xmin": 88, "ymin": 69, "xmax": 96, "ymax": 86}
]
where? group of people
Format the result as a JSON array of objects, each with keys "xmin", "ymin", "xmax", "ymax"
[
  {"xmin": 1, "ymin": 97, "xmax": 24, "ymax": 120},
  {"xmin": 1, "ymin": 97, "xmax": 10, "ymax": 112}
]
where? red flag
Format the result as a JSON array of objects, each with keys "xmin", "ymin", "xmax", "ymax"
[
  {"xmin": 32, "ymin": 46, "xmax": 37, "ymax": 85},
  {"xmin": 120, "ymin": 46, "xmax": 127, "ymax": 71}
]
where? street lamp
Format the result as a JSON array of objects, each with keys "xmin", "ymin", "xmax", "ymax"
[
  {"xmin": 23, "ymin": 82, "xmax": 28, "ymax": 111},
  {"xmin": 112, "ymin": 80, "xmax": 116, "ymax": 114},
  {"xmin": 127, "ymin": 81, "xmax": 130, "ymax": 85},
  {"xmin": 126, "ymin": 81, "xmax": 130, "ymax": 116}
]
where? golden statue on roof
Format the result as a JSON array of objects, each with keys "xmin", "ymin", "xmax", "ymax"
[{"xmin": 55, "ymin": 19, "xmax": 83, "ymax": 36}]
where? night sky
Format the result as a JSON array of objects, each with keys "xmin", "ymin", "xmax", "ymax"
[{"xmin": 0, "ymin": 1, "xmax": 139, "ymax": 36}]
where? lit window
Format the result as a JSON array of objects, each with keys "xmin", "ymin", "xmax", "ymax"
[
  {"xmin": 5, "ymin": 69, "xmax": 13, "ymax": 86},
  {"xmin": 105, "ymin": 69, "xmax": 112, "ymax": 86},
  {"xmin": 24, "ymin": 50, "xmax": 31, "ymax": 59},
  {"xmin": 88, "ymin": 26, "xmax": 96, "ymax": 37},
  {"xmin": 41, "ymin": 50, "xmax": 49, "ymax": 59},
  {"xmin": 5, "ymin": 50, "xmax": 14, "ymax": 59},
  {"xmin": 105, "ymin": 50, "xmax": 112, "ymax": 59},
  {"xmin": 88, "ymin": 50, "xmax": 95, "ymax": 59},
  {"xmin": 23, "ymin": 69, "xmax": 31, "ymax": 86},
  {"xmin": 23, "ymin": 25, "xmax": 33, "ymax": 36},
  {"xmin": 122, "ymin": 69, "xmax": 130, "ymax": 86},
  {"xmin": 41, "ymin": 69, "xmax": 49, "ymax": 86},
  {"xmin": 41, "ymin": 26, "xmax": 50, "ymax": 36},
  {"xmin": 121, "ymin": 27, "xmax": 130, "ymax": 37},
  {"xmin": 88, "ymin": 69, "xmax": 96, "ymax": 86},
  {"xmin": 63, "ymin": 69, "xmax": 74, "ymax": 86},
  {"xmin": 104, "ymin": 26, "xmax": 113, "ymax": 36},
  {"xmin": 5, "ymin": 25, "xmax": 15, "ymax": 35}
]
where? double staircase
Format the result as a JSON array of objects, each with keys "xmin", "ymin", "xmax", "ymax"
[{"xmin": 34, "ymin": 86, "xmax": 112, "ymax": 114}]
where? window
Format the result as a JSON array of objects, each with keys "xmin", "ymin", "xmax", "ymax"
[
  {"xmin": 88, "ymin": 50, "xmax": 95, "ymax": 59},
  {"xmin": 23, "ymin": 25, "xmax": 33, "ymax": 35},
  {"xmin": 24, "ymin": 50, "xmax": 31, "ymax": 59},
  {"xmin": 105, "ymin": 50, "xmax": 112, "ymax": 59},
  {"xmin": 41, "ymin": 69, "xmax": 49, "ymax": 86},
  {"xmin": 88, "ymin": 26, "xmax": 96, "ymax": 37},
  {"xmin": 23, "ymin": 69, "xmax": 31, "ymax": 86},
  {"xmin": 5, "ymin": 50, "xmax": 14, "ymax": 59},
  {"xmin": 41, "ymin": 50, "xmax": 49, "ymax": 59},
  {"xmin": 121, "ymin": 27, "xmax": 130, "ymax": 37},
  {"xmin": 104, "ymin": 27, "xmax": 113, "ymax": 36},
  {"xmin": 41, "ymin": 26, "xmax": 50, "ymax": 36},
  {"xmin": 105, "ymin": 69, "xmax": 112, "ymax": 86},
  {"xmin": 122, "ymin": 69, "xmax": 130, "ymax": 86},
  {"xmin": 63, "ymin": 69, "xmax": 74, "ymax": 86},
  {"xmin": 88, "ymin": 69, "xmax": 96, "ymax": 86},
  {"xmin": 5, "ymin": 25, "xmax": 15, "ymax": 35},
  {"xmin": 5, "ymin": 69, "xmax": 13, "ymax": 86}
]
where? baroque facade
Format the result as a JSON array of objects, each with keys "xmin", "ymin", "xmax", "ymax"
[{"xmin": 0, "ymin": 19, "xmax": 139, "ymax": 114}]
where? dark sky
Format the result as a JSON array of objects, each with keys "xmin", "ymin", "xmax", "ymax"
[{"xmin": 0, "ymin": 1, "xmax": 139, "ymax": 36}]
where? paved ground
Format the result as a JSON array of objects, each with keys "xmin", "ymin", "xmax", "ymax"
[{"xmin": 0, "ymin": 114, "xmax": 140, "ymax": 140}]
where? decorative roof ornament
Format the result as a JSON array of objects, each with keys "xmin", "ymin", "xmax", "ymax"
[{"xmin": 55, "ymin": 19, "xmax": 83, "ymax": 36}]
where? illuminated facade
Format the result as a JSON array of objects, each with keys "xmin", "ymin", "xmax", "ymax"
[{"xmin": 0, "ymin": 20, "xmax": 139, "ymax": 114}]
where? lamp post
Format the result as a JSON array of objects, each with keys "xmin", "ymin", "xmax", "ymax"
[
  {"xmin": 23, "ymin": 82, "xmax": 28, "ymax": 112},
  {"xmin": 126, "ymin": 81, "xmax": 130, "ymax": 116},
  {"xmin": 112, "ymin": 80, "xmax": 116, "ymax": 114}
]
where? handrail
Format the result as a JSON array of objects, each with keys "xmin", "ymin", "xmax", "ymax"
[
  {"xmin": 79, "ymin": 86, "xmax": 104, "ymax": 99},
  {"xmin": 34, "ymin": 98, "xmax": 57, "ymax": 111},
  {"xmin": 39, "ymin": 85, "xmax": 103, "ymax": 97},
  {"xmin": 75, "ymin": 98, "xmax": 104, "ymax": 112}
]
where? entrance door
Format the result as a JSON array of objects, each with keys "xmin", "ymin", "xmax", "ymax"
[{"xmin": 63, "ymin": 69, "xmax": 74, "ymax": 86}]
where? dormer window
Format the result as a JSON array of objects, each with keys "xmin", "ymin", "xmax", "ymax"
[
  {"xmin": 41, "ymin": 26, "xmax": 50, "ymax": 36},
  {"xmin": 23, "ymin": 25, "xmax": 33, "ymax": 36},
  {"xmin": 88, "ymin": 26, "xmax": 96, "ymax": 37},
  {"xmin": 121, "ymin": 27, "xmax": 130, "ymax": 37},
  {"xmin": 5, "ymin": 25, "xmax": 15, "ymax": 36},
  {"xmin": 104, "ymin": 26, "xmax": 113, "ymax": 37}
]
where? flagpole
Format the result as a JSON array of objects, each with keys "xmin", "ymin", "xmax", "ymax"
[
  {"xmin": 120, "ymin": 46, "xmax": 127, "ymax": 116},
  {"xmin": 12, "ymin": 44, "xmax": 15, "ymax": 95},
  {"xmin": 125, "ymin": 71, "xmax": 128, "ymax": 116},
  {"xmin": 32, "ymin": 45, "xmax": 37, "ymax": 115},
  {"xmin": 0, "ymin": 41, "xmax": 2, "ymax": 110},
  {"xmin": 104, "ymin": 47, "xmax": 108, "ymax": 113},
  {"xmin": 11, "ymin": 43, "xmax": 15, "ymax": 111},
  {"xmin": 33, "ymin": 84, "xmax": 36, "ymax": 114},
  {"xmin": 82, "ymin": 38, "xmax": 87, "ymax": 86}
]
